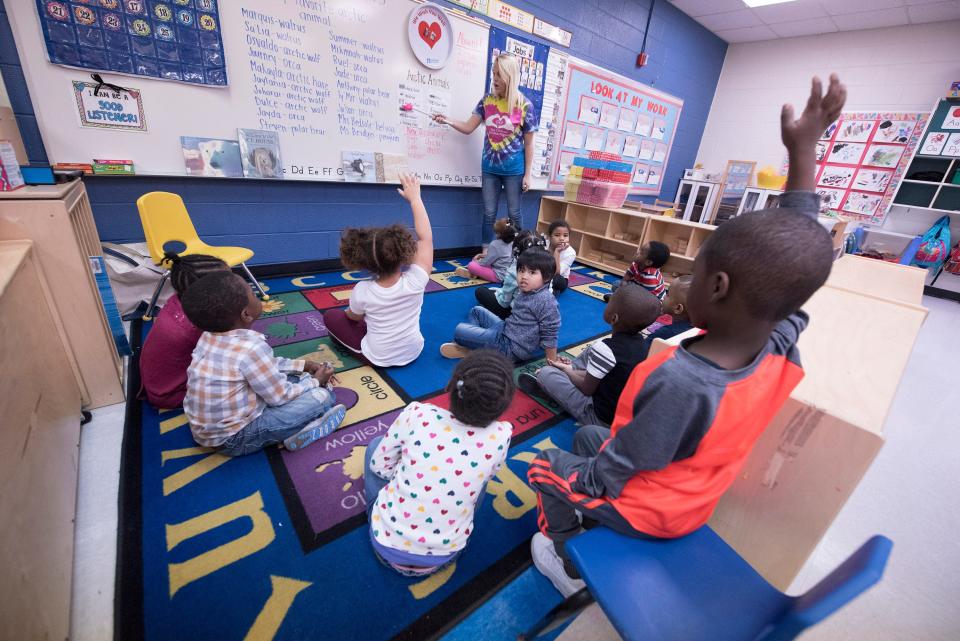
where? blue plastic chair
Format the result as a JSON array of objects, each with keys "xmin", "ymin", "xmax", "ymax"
[{"xmin": 521, "ymin": 526, "xmax": 892, "ymax": 641}]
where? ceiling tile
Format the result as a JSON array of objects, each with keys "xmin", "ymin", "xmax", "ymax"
[
  {"xmin": 714, "ymin": 24, "xmax": 779, "ymax": 43},
  {"xmin": 831, "ymin": 7, "xmax": 910, "ymax": 29},
  {"xmin": 752, "ymin": 0, "xmax": 828, "ymax": 24},
  {"xmin": 768, "ymin": 16, "xmax": 838, "ymax": 37},
  {"xmin": 697, "ymin": 9, "xmax": 764, "ymax": 31},
  {"xmin": 907, "ymin": 0, "xmax": 960, "ymax": 22},
  {"xmin": 903, "ymin": 0, "xmax": 950, "ymax": 4},
  {"xmin": 820, "ymin": 0, "xmax": 907, "ymax": 15},
  {"xmin": 669, "ymin": 0, "xmax": 748, "ymax": 18}
]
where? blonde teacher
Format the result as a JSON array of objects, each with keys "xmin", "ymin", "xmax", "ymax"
[{"xmin": 434, "ymin": 53, "xmax": 538, "ymax": 244}]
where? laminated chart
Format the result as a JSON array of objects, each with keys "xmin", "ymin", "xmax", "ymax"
[
  {"xmin": 549, "ymin": 57, "xmax": 683, "ymax": 195},
  {"xmin": 35, "ymin": 0, "xmax": 227, "ymax": 85},
  {"xmin": 813, "ymin": 111, "xmax": 928, "ymax": 223}
]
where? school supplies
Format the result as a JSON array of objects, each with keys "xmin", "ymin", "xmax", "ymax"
[
  {"xmin": 93, "ymin": 159, "xmax": 135, "ymax": 175},
  {"xmin": 53, "ymin": 162, "xmax": 94, "ymax": 175},
  {"xmin": 0, "ymin": 141, "xmax": 24, "ymax": 191}
]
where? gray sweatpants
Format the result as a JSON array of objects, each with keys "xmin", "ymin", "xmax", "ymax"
[{"xmin": 536, "ymin": 351, "xmax": 609, "ymax": 427}]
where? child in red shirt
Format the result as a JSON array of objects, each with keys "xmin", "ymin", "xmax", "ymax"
[
  {"xmin": 139, "ymin": 253, "xmax": 229, "ymax": 408},
  {"xmin": 528, "ymin": 74, "xmax": 847, "ymax": 596},
  {"xmin": 603, "ymin": 241, "xmax": 670, "ymax": 303}
]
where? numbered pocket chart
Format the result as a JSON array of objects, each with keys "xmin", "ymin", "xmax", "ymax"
[
  {"xmin": 35, "ymin": 0, "xmax": 227, "ymax": 86},
  {"xmin": 548, "ymin": 57, "xmax": 683, "ymax": 195},
  {"xmin": 814, "ymin": 111, "xmax": 928, "ymax": 224}
]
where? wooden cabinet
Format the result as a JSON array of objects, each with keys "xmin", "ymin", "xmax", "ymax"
[
  {"xmin": 0, "ymin": 180, "xmax": 124, "ymax": 408},
  {"xmin": 673, "ymin": 178, "xmax": 722, "ymax": 223},
  {"xmin": 736, "ymin": 187, "xmax": 783, "ymax": 216},
  {"xmin": 536, "ymin": 195, "xmax": 714, "ymax": 277},
  {"xmin": 0, "ymin": 240, "xmax": 81, "ymax": 641}
]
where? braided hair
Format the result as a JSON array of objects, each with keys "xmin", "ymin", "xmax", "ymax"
[
  {"xmin": 512, "ymin": 228, "xmax": 547, "ymax": 259},
  {"xmin": 446, "ymin": 350, "xmax": 516, "ymax": 427},
  {"xmin": 163, "ymin": 252, "xmax": 229, "ymax": 296}
]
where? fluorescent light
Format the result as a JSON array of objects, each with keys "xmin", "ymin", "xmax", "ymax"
[{"xmin": 743, "ymin": 0, "xmax": 797, "ymax": 7}]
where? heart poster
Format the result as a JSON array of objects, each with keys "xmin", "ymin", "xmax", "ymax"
[{"xmin": 408, "ymin": 3, "xmax": 453, "ymax": 70}]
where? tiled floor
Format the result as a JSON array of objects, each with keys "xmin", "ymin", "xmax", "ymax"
[{"xmin": 71, "ymin": 296, "xmax": 960, "ymax": 641}]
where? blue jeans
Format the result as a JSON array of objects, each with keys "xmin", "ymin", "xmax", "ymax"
[
  {"xmin": 482, "ymin": 172, "xmax": 523, "ymax": 243},
  {"xmin": 454, "ymin": 306, "xmax": 511, "ymax": 354},
  {"xmin": 219, "ymin": 377, "xmax": 334, "ymax": 456}
]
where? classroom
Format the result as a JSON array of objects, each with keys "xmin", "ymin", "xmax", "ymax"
[{"xmin": 0, "ymin": 0, "xmax": 957, "ymax": 639}]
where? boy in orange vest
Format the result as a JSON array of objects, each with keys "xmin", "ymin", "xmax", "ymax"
[{"xmin": 527, "ymin": 75, "xmax": 847, "ymax": 596}]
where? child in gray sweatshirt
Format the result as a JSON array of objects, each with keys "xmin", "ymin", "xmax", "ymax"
[{"xmin": 442, "ymin": 247, "xmax": 560, "ymax": 362}]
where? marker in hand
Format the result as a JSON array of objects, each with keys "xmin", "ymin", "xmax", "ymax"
[{"xmin": 400, "ymin": 102, "xmax": 433, "ymax": 117}]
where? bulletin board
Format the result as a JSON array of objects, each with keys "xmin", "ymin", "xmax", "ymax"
[
  {"xmin": 814, "ymin": 111, "xmax": 928, "ymax": 224},
  {"xmin": 916, "ymin": 99, "xmax": 960, "ymax": 158},
  {"xmin": 548, "ymin": 58, "xmax": 683, "ymax": 195},
  {"xmin": 6, "ymin": 0, "xmax": 491, "ymax": 186}
]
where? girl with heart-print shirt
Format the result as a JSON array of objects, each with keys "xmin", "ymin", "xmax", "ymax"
[
  {"xmin": 363, "ymin": 351, "xmax": 516, "ymax": 576},
  {"xmin": 433, "ymin": 54, "xmax": 538, "ymax": 245}
]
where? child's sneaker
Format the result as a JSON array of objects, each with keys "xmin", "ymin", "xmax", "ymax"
[
  {"xmin": 531, "ymin": 533, "xmax": 586, "ymax": 598},
  {"xmin": 440, "ymin": 342, "xmax": 471, "ymax": 359},
  {"xmin": 517, "ymin": 372, "xmax": 542, "ymax": 397},
  {"xmin": 284, "ymin": 404, "xmax": 346, "ymax": 451},
  {"xmin": 454, "ymin": 266, "xmax": 471, "ymax": 279}
]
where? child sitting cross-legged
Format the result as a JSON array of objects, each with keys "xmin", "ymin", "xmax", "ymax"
[
  {"xmin": 603, "ymin": 240, "xmax": 670, "ymax": 303},
  {"xmin": 455, "ymin": 217, "xmax": 516, "ymax": 283},
  {"xmin": 547, "ymin": 220, "xmax": 576, "ymax": 294},
  {"xmin": 527, "ymin": 74, "xmax": 846, "ymax": 597},
  {"xmin": 441, "ymin": 247, "xmax": 560, "ymax": 362},
  {"xmin": 364, "ymin": 350, "xmax": 516, "ymax": 576},
  {"xmin": 644, "ymin": 274, "xmax": 695, "ymax": 344},
  {"xmin": 182, "ymin": 271, "xmax": 347, "ymax": 456},
  {"xmin": 140, "ymin": 252, "xmax": 229, "ymax": 409},
  {"xmin": 323, "ymin": 172, "xmax": 434, "ymax": 367},
  {"xmin": 474, "ymin": 229, "xmax": 548, "ymax": 320},
  {"xmin": 518, "ymin": 284, "xmax": 662, "ymax": 428}
]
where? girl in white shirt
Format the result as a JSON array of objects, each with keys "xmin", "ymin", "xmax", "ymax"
[
  {"xmin": 548, "ymin": 220, "xmax": 576, "ymax": 294},
  {"xmin": 323, "ymin": 173, "xmax": 434, "ymax": 367},
  {"xmin": 363, "ymin": 350, "xmax": 516, "ymax": 576}
]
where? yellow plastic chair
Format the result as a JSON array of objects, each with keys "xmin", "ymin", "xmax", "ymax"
[{"xmin": 136, "ymin": 191, "xmax": 268, "ymax": 320}]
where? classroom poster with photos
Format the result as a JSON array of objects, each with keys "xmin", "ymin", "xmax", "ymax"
[
  {"xmin": 814, "ymin": 111, "xmax": 928, "ymax": 224},
  {"xmin": 549, "ymin": 58, "xmax": 683, "ymax": 195},
  {"xmin": 35, "ymin": 0, "xmax": 227, "ymax": 86}
]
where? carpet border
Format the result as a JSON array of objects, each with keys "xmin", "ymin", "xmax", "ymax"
[{"xmin": 115, "ymin": 317, "xmax": 146, "ymax": 641}]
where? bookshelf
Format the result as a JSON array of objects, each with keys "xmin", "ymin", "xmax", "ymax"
[{"xmin": 536, "ymin": 196, "xmax": 715, "ymax": 276}]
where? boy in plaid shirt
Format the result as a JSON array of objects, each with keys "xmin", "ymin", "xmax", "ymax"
[{"xmin": 181, "ymin": 271, "xmax": 346, "ymax": 456}]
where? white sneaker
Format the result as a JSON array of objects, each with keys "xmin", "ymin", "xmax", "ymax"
[{"xmin": 531, "ymin": 532, "xmax": 586, "ymax": 598}]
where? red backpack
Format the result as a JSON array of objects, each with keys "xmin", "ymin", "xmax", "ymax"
[{"xmin": 945, "ymin": 242, "xmax": 960, "ymax": 275}]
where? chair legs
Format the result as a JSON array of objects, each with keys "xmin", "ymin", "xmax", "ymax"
[
  {"xmin": 143, "ymin": 271, "xmax": 170, "ymax": 321},
  {"xmin": 239, "ymin": 262, "xmax": 269, "ymax": 300},
  {"xmin": 518, "ymin": 587, "xmax": 595, "ymax": 641}
]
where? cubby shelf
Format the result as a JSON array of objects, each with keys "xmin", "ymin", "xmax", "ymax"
[{"xmin": 537, "ymin": 195, "xmax": 715, "ymax": 277}]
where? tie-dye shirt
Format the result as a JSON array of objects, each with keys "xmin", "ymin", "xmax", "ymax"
[{"xmin": 474, "ymin": 94, "xmax": 538, "ymax": 176}]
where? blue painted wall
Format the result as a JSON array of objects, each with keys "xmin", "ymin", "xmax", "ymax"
[{"xmin": 0, "ymin": 0, "xmax": 726, "ymax": 266}]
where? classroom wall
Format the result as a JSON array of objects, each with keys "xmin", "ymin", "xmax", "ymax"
[
  {"xmin": 695, "ymin": 21, "xmax": 960, "ymax": 173},
  {"xmin": 0, "ymin": 0, "xmax": 727, "ymax": 266}
]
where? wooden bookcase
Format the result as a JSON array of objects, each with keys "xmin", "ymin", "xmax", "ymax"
[
  {"xmin": 0, "ymin": 180, "xmax": 124, "ymax": 408},
  {"xmin": 537, "ymin": 195, "xmax": 714, "ymax": 276}
]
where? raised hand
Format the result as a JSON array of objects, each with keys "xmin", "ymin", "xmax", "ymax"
[{"xmin": 781, "ymin": 74, "xmax": 847, "ymax": 151}]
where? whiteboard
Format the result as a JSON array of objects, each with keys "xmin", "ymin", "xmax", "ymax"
[{"xmin": 7, "ymin": 0, "xmax": 490, "ymax": 186}]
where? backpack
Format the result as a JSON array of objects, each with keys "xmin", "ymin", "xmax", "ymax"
[
  {"xmin": 101, "ymin": 242, "xmax": 170, "ymax": 317},
  {"xmin": 945, "ymin": 242, "xmax": 960, "ymax": 275},
  {"xmin": 911, "ymin": 216, "xmax": 951, "ymax": 268}
]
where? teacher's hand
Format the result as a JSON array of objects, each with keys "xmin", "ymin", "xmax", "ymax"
[
  {"xmin": 522, "ymin": 172, "xmax": 532, "ymax": 192},
  {"xmin": 432, "ymin": 113, "xmax": 448, "ymax": 125}
]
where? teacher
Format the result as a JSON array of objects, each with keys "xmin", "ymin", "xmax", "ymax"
[{"xmin": 434, "ymin": 53, "xmax": 538, "ymax": 245}]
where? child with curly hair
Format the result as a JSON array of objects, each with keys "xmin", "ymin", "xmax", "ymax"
[
  {"xmin": 364, "ymin": 350, "xmax": 516, "ymax": 576},
  {"xmin": 324, "ymin": 173, "xmax": 434, "ymax": 367},
  {"xmin": 455, "ymin": 217, "xmax": 516, "ymax": 283}
]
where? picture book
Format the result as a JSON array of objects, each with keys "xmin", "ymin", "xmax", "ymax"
[
  {"xmin": 238, "ymin": 129, "xmax": 283, "ymax": 179},
  {"xmin": 181, "ymin": 137, "xmax": 243, "ymax": 178}
]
